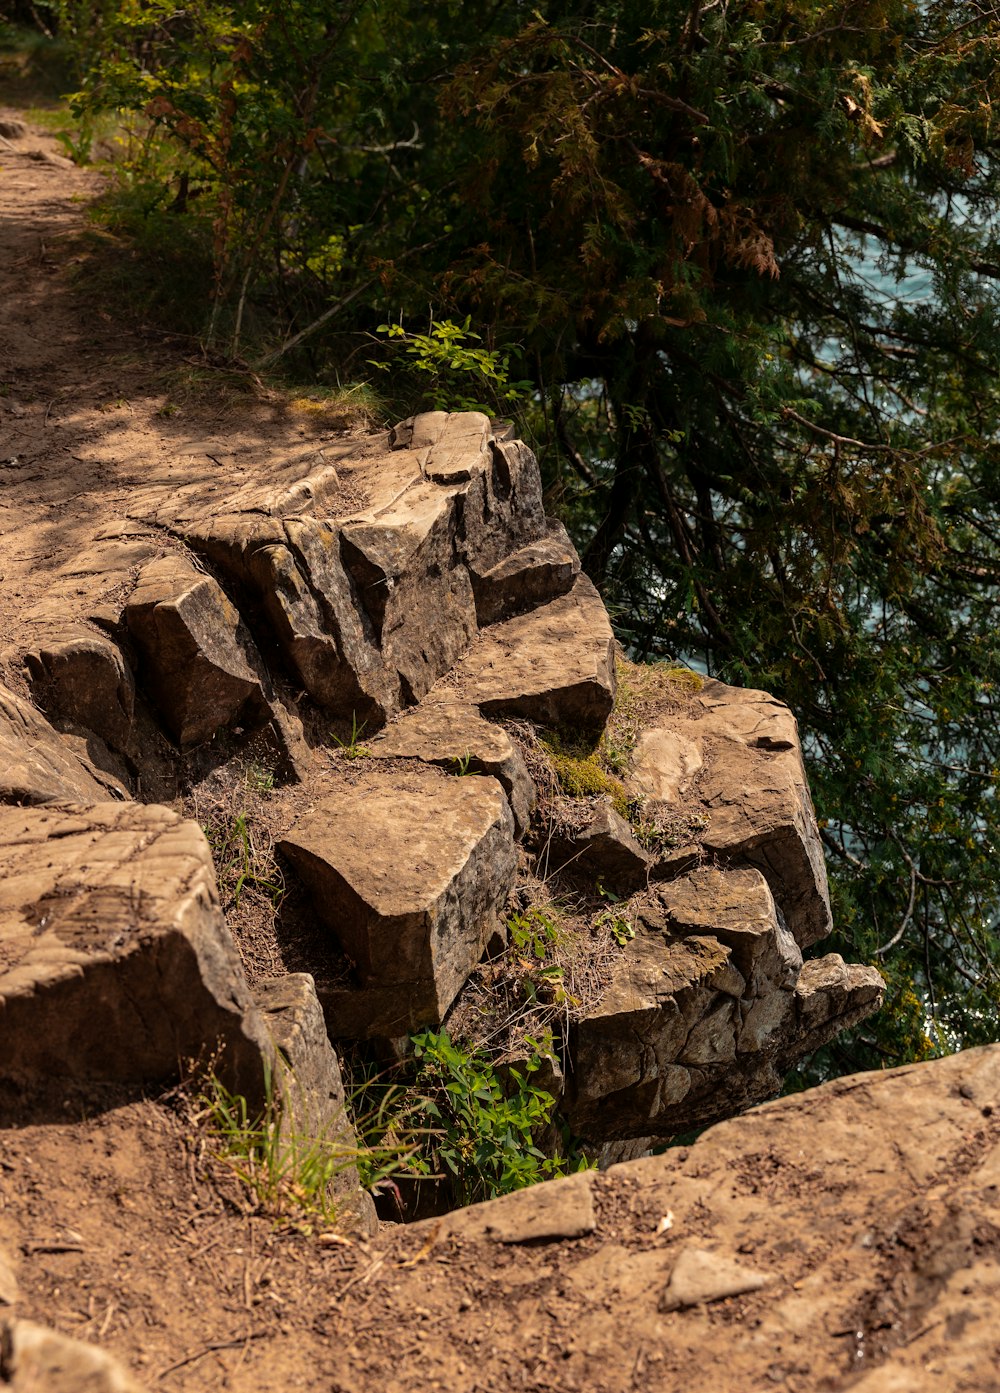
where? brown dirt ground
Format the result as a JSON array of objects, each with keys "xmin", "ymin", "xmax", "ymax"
[{"xmin": 4, "ymin": 104, "xmax": 1000, "ymax": 1393}]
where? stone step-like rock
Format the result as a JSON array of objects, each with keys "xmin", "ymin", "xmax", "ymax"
[
  {"xmin": 24, "ymin": 627, "xmax": 135, "ymax": 753},
  {"xmin": 440, "ymin": 574, "xmax": 617, "ymax": 736},
  {"xmin": 470, "ymin": 520, "xmax": 580, "ymax": 625},
  {"xmin": 368, "ymin": 701, "xmax": 537, "ymax": 836},
  {"xmin": 125, "ymin": 554, "xmax": 270, "ymax": 748},
  {"xmin": 563, "ymin": 867, "xmax": 883, "ymax": 1142},
  {"xmin": 278, "ymin": 766, "xmax": 517, "ymax": 1037},
  {"xmin": 629, "ymin": 678, "xmax": 832, "ymax": 946},
  {"xmin": 0, "ymin": 804, "xmax": 270, "ymax": 1102},
  {"xmin": 0, "ymin": 680, "xmax": 126, "ymax": 805},
  {"xmin": 541, "ymin": 801, "xmax": 651, "ymax": 893},
  {"xmin": 254, "ymin": 972, "xmax": 377, "ymax": 1234}
]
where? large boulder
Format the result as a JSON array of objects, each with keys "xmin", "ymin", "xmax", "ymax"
[
  {"xmin": 278, "ymin": 766, "xmax": 517, "ymax": 1037},
  {"xmin": 0, "ymin": 803, "xmax": 270, "ymax": 1101}
]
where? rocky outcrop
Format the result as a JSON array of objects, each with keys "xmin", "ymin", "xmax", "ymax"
[
  {"xmin": 0, "ymin": 409, "xmax": 881, "ymax": 1169},
  {"xmin": 565, "ymin": 866, "xmax": 883, "ymax": 1140}
]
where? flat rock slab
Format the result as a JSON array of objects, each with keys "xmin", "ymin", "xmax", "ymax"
[
  {"xmin": 0, "ymin": 1317, "xmax": 147, "ymax": 1392},
  {"xmin": 440, "ymin": 575, "xmax": 617, "ymax": 736},
  {"xmin": 629, "ymin": 678, "xmax": 832, "ymax": 947},
  {"xmin": 659, "ymin": 1247, "xmax": 773, "ymax": 1311},
  {"xmin": 564, "ymin": 867, "xmax": 883, "ymax": 1141},
  {"xmin": 278, "ymin": 767, "xmax": 517, "ymax": 1036},
  {"xmin": 321, "ymin": 1044, "xmax": 1000, "ymax": 1393},
  {"xmin": 0, "ymin": 804, "xmax": 269, "ymax": 1100},
  {"xmin": 0, "ymin": 680, "xmax": 124, "ymax": 805},
  {"xmin": 435, "ymin": 1170, "xmax": 597, "ymax": 1245},
  {"xmin": 368, "ymin": 701, "xmax": 537, "ymax": 835}
]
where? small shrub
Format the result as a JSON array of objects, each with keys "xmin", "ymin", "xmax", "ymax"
[{"xmin": 403, "ymin": 1029, "xmax": 588, "ymax": 1207}]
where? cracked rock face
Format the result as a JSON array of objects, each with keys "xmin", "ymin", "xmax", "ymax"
[
  {"xmin": 125, "ymin": 554, "xmax": 269, "ymax": 747},
  {"xmin": 278, "ymin": 767, "xmax": 518, "ymax": 1037},
  {"xmin": 563, "ymin": 868, "xmax": 883, "ymax": 1141},
  {"xmin": 0, "ymin": 804, "xmax": 270, "ymax": 1101},
  {"xmin": 0, "ymin": 680, "xmax": 125, "ymax": 805},
  {"xmin": 628, "ymin": 680, "xmax": 832, "ymax": 947}
]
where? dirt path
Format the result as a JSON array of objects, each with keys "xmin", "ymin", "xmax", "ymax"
[{"xmin": 0, "ymin": 110, "xmax": 367, "ymax": 694}]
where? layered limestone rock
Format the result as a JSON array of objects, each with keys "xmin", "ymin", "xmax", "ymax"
[
  {"xmin": 0, "ymin": 410, "xmax": 883, "ymax": 1166},
  {"xmin": 0, "ymin": 803, "xmax": 270, "ymax": 1100},
  {"xmin": 565, "ymin": 868, "xmax": 883, "ymax": 1141},
  {"xmin": 278, "ymin": 766, "xmax": 517, "ymax": 1038}
]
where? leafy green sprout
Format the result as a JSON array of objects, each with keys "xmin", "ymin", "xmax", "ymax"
[
  {"xmin": 401, "ymin": 1029, "xmax": 591, "ymax": 1207},
  {"xmin": 370, "ymin": 317, "xmax": 533, "ymax": 414},
  {"xmin": 329, "ymin": 712, "xmax": 370, "ymax": 759}
]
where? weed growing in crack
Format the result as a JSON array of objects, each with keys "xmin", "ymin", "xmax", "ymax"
[
  {"xmin": 328, "ymin": 712, "xmax": 370, "ymax": 759},
  {"xmin": 195, "ymin": 1063, "xmax": 422, "ymax": 1232}
]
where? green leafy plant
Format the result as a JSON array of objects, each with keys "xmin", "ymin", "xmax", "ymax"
[
  {"xmin": 402, "ymin": 1029, "xmax": 588, "ymax": 1207},
  {"xmin": 371, "ymin": 317, "xmax": 532, "ymax": 414},
  {"xmin": 594, "ymin": 884, "xmax": 636, "ymax": 948},
  {"xmin": 507, "ymin": 904, "xmax": 561, "ymax": 960}
]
